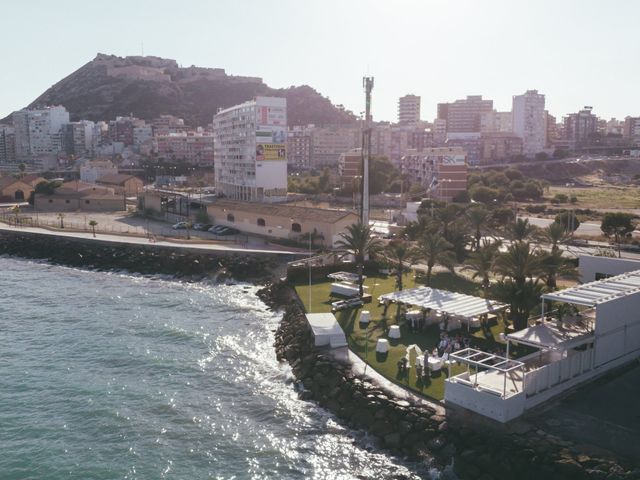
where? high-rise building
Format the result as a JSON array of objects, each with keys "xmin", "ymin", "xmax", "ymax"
[
  {"xmin": 309, "ymin": 126, "xmax": 360, "ymax": 168},
  {"xmin": 13, "ymin": 105, "xmax": 70, "ymax": 162},
  {"xmin": 480, "ymin": 111, "xmax": 513, "ymax": 133},
  {"xmin": 398, "ymin": 94, "xmax": 421, "ymax": 125},
  {"xmin": 0, "ymin": 125, "xmax": 16, "ymax": 165},
  {"xmin": 438, "ymin": 96, "xmax": 493, "ymax": 133},
  {"xmin": 287, "ymin": 125, "xmax": 313, "ymax": 171},
  {"xmin": 512, "ymin": 90, "xmax": 546, "ymax": 157},
  {"xmin": 337, "ymin": 148, "xmax": 362, "ymax": 180},
  {"xmin": 401, "ymin": 146, "xmax": 467, "ymax": 201},
  {"xmin": 64, "ymin": 120, "xmax": 95, "ymax": 158},
  {"xmin": 213, "ymin": 96, "xmax": 287, "ymax": 202},
  {"xmin": 564, "ymin": 107, "xmax": 598, "ymax": 147},
  {"xmin": 155, "ymin": 131, "xmax": 214, "ymax": 166},
  {"xmin": 624, "ymin": 117, "xmax": 640, "ymax": 144}
]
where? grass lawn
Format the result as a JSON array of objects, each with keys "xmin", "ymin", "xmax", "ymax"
[
  {"xmin": 294, "ymin": 271, "xmax": 507, "ymax": 401},
  {"xmin": 548, "ymin": 185, "xmax": 640, "ymax": 210}
]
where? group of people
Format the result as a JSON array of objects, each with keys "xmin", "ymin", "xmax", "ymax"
[{"xmin": 437, "ymin": 333, "xmax": 470, "ymax": 357}]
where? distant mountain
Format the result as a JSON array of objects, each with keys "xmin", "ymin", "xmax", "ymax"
[{"xmin": 9, "ymin": 53, "xmax": 357, "ymax": 127}]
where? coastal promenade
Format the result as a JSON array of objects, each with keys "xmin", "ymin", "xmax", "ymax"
[{"xmin": 0, "ymin": 223, "xmax": 308, "ymax": 256}]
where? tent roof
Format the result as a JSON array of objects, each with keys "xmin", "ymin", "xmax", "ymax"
[
  {"xmin": 507, "ymin": 321, "xmax": 594, "ymax": 350},
  {"xmin": 306, "ymin": 313, "xmax": 345, "ymax": 337},
  {"xmin": 542, "ymin": 269, "xmax": 640, "ymax": 306},
  {"xmin": 379, "ymin": 286, "xmax": 507, "ymax": 319}
]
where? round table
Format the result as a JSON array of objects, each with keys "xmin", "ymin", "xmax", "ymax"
[
  {"xmin": 359, "ymin": 310, "xmax": 370, "ymax": 324},
  {"xmin": 376, "ymin": 338, "xmax": 389, "ymax": 353},
  {"xmin": 389, "ymin": 325, "xmax": 401, "ymax": 339}
]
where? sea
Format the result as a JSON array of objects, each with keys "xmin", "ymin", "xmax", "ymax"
[{"xmin": 0, "ymin": 256, "xmax": 442, "ymax": 479}]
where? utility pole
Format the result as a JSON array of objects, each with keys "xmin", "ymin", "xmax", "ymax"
[{"xmin": 360, "ymin": 77, "xmax": 374, "ymax": 225}]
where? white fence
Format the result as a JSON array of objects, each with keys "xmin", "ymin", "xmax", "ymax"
[{"xmin": 523, "ymin": 348, "xmax": 594, "ymax": 397}]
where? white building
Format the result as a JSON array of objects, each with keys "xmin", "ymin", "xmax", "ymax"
[
  {"xmin": 398, "ymin": 94, "xmax": 421, "ymax": 125},
  {"xmin": 213, "ymin": 96, "xmax": 288, "ymax": 202},
  {"xmin": 79, "ymin": 159, "xmax": 119, "ymax": 184},
  {"xmin": 512, "ymin": 90, "xmax": 546, "ymax": 157},
  {"xmin": 13, "ymin": 106, "xmax": 70, "ymax": 162},
  {"xmin": 445, "ymin": 262, "xmax": 640, "ymax": 422}
]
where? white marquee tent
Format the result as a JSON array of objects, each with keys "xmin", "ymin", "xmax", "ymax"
[
  {"xmin": 306, "ymin": 313, "xmax": 348, "ymax": 348},
  {"xmin": 379, "ymin": 286, "xmax": 507, "ymax": 319}
]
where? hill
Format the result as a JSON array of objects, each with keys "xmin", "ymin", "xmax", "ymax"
[{"xmin": 10, "ymin": 53, "xmax": 357, "ymax": 127}]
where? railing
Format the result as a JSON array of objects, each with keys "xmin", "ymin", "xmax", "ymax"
[{"xmin": 522, "ymin": 347, "xmax": 594, "ymax": 397}]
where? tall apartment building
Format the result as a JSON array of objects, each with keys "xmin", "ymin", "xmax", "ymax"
[
  {"xmin": 63, "ymin": 120, "xmax": 95, "ymax": 158},
  {"xmin": 480, "ymin": 111, "xmax": 513, "ymax": 133},
  {"xmin": 401, "ymin": 146, "xmax": 467, "ymax": 201},
  {"xmin": 512, "ymin": 90, "xmax": 546, "ymax": 157},
  {"xmin": 287, "ymin": 125, "xmax": 313, "ymax": 171},
  {"xmin": 545, "ymin": 111, "xmax": 557, "ymax": 147},
  {"xmin": 564, "ymin": 107, "xmax": 598, "ymax": 147},
  {"xmin": 151, "ymin": 115, "xmax": 187, "ymax": 135},
  {"xmin": 310, "ymin": 126, "xmax": 360, "ymax": 168},
  {"xmin": 213, "ymin": 96, "xmax": 287, "ymax": 202},
  {"xmin": 480, "ymin": 133, "xmax": 523, "ymax": 163},
  {"xmin": 108, "ymin": 116, "xmax": 147, "ymax": 146},
  {"xmin": 437, "ymin": 96, "xmax": 493, "ymax": 133},
  {"xmin": 398, "ymin": 94, "xmax": 421, "ymax": 125},
  {"xmin": 0, "ymin": 125, "xmax": 16, "ymax": 165},
  {"xmin": 624, "ymin": 117, "xmax": 640, "ymax": 144},
  {"xmin": 337, "ymin": 148, "xmax": 362, "ymax": 180},
  {"xmin": 155, "ymin": 131, "xmax": 214, "ymax": 166},
  {"xmin": 13, "ymin": 105, "xmax": 70, "ymax": 163}
]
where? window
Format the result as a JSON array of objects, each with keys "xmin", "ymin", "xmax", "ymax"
[
  {"xmin": 65, "ymin": 199, "xmax": 70, "ymax": 204},
  {"xmin": 291, "ymin": 223, "xmax": 302, "ymax": 233},
  {"xmin": 85, "ymin": 200, "xmax": 90, "ymax": 204},
  {"xmin": 227, "ymin": 213, "xmax": 235, "ymax": 222},
  {"xmin": 48, "ymin": 199, "xmax": 53, "ymax": 203},
  {"xmin": 257, "ymin": 218, "xmax": 266, "ymax": 227}
]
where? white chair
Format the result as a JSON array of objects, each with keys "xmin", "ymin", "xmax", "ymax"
[
  {"xmin": 376, "ymin": 338, "xmax": 389, "ymax": 353},
  {"xmin": 389, "ymin": 325, "xmax": 401, "ymax": 339}
]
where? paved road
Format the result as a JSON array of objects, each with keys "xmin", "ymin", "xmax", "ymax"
[
  {"xmin": 0, "ymin": 223, "xmax": 308, "ymax": 256},
  {"xmin": 523, "ymin": 216, "xmax": 605, "ymax": 237}
]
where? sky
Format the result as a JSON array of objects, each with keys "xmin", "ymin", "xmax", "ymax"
[{"xmin": 2, "ymin": 0, "xmax": 639, "ymax": 123}]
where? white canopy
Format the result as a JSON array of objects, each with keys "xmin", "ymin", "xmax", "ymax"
[
  {"xmin": 306, "ymin": 313, "xmax": 347, "ymax": 348},
  {"xmin": 506, "ymin": 321, "xmax": 593, "ymax": 350},
  {"xmin": 379, "ymin": 286, "xmax": 506, "ymax": 319},
  {"xmin": 542, "ymin": 269, "xmax": 640, "ymax": 307}
]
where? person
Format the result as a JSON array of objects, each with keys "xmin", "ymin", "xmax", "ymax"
[{"xmin": 256, "ymin": 144, "xmax": 265, "ymax": 161}]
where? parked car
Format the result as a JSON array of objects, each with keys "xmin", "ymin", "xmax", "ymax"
[
  {"xmin": 172, "ymin": 222, "xmax": 189, "ymax": 230},
  {"xmin": 217, "ymin": 227, "xmax": 239, "ymax": 236},
  {"xmin": 208, "ymin": 225, "xmax": 226, "ymax": 234},
  {"xmin": 193, "ymin": 223, "xmax": 213, "ymax": 231}
]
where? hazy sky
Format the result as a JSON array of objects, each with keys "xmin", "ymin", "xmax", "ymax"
[{"xmin": 2, "ymin": 0, "xmax": 639, "ymax": 123}]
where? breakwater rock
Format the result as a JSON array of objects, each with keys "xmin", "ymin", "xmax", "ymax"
[
  {"xmin": 269, "ymin": 281, "xmax": 639, "ymax": 480},
  {"xmin": 0, "ymin": 230, "xmax": 279, "ymax": 281}
]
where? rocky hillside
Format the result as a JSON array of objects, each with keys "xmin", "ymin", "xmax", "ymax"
[{"xmin": 11, "ymin": 53, "xmax": 357, "ymax": 127}]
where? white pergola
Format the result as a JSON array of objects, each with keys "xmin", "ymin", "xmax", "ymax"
[
  {"xmin": 541, "ymin": 269, "xmax": 640, "ymax": 308},
  {"xmin": 379, "ymin": 286, "xmax": 507, "ymax": 319}
]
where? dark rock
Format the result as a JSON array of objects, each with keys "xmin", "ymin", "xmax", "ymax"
[{"xmin": 427, "ymin": 436, "xmax": 446, "ymax": 451}]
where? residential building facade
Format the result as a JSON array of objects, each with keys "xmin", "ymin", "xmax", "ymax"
[
  {"xmin": 512, "ymin": 90, "xmax": 546, "ymax": 157},
  {"xmin": 213, "ymin": 96, "xmax": 288, "ymax": 202},
  {"xmin": 13, "ymin": 106, "xmax": 70, "ymax": 163},
  {"xmin": 438, "ymin": 96, "xmax": 493, "ymax": 133},
  {"xmin": 401, "ymin": 146, "xmax": 467, "ymax": 201},
  {"xmin": 564, "ymin": 107, "xmax": 598, "ymax": 147},
  {"xmin": 154, "ymin": 131, "xmax": 214, "ymax": 166},
  {"xmin": 398, "ymin": 94, "xmax": 421, "ymax": 125}
]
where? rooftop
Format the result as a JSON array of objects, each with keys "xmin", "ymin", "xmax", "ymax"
[
  {"xmin": 542, "ymin": 269, "xmax": 640, "ymax": 306},
  {"xmin": 507, "ymin": 320, "xmax": 594, "ymax": 350}
]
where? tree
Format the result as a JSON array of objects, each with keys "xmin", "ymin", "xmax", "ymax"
[
  {"xmin": 57, "ymin": 213, "xmax": 65, "ymax": 229},
  {"xmin": 300, "ymin": 228, "xmax": 325, "ymax": 248},
  {"xmin": 555, "ymin": 211, "xmax": 580, "ymax": 233},
  {"xmin": 539, "ymin": 248, "xmax": 578, "ymax": 290},
  {"xmin": 335, "ymin": 222, "xmax": 384, "ymax": 296},
  {"xmin": 494, "ymin": 241, "xmax": 544, "ymax": 330},
  {"xmin": 88, "ymin": 220, "xmax": 98, "ymax": 237},
  {"xmin": 417, "ymin": 232, "xmax": 455, "ymax": 286},
  {"xmin": 539, "ymin": 221, "xmax": 570, "ymax": 252},
  {"xmin": 507, "ymin": 218, "xmax": 538, "ymax": 241},
  {"xmin": 601, "ymin": 212, "xmax": 636, "ymax": 257},
  {"xmin": 384, "ymin": 240, "xmax": 418, "ymax": 291},
  {"xmin": 463, "ymin": 241, "xmax": 501, "ymax": 296},
  {"xmin": 467, "ymin": 205, "xmax": 490, "ymax": 252},
  {"xmin": 469, "ymin": 185, "xmax": 498, "ymax": 204}
]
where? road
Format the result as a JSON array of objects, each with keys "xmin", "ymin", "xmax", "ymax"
[
  {"xmin": 0, "ymin": 222, "xmax": 308, "ymax": 256},
  {"xmin": 522, "ymin": 216, "xmax": 604, "ymax": 237}
]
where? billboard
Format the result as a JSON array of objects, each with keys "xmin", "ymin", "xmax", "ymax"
[
  {"xmin": 256, "ymin": 143, "xmax": 286, "ymax": 161},
  {"xmin": 256, "ymin": 105, "xmax": 286, "ymax": 126},
  {"xmin": 256, "ymin": 127, "xmax": 286, "ymax": 144}
]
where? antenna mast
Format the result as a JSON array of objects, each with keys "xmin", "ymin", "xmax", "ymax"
[{"xmin": 360, "ymin": 77, "xmax": 374, "ymax": 225}]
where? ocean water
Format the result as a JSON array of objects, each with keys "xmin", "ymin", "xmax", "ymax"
[{"xmin": 0, "ymin": 256, "xmax": 437, "ymax": 479}]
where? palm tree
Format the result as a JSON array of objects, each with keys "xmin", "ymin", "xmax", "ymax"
[
  {"xmin": 494, "ymin": 241, "xmax": 544, "ymax": 330},
  {"xmin": 434, "ymin": 204, "xmax": 461, "ymax": 238},
  {"xmin": 300, "ymin": 228, "xmax": 325, "ymax": 249},
  {"xmin": 539, "ymin": 248, "xmax": 578, "ymax": 290},
  {"xmin": 335, "ymin": 222, "xmax": 383, "ymax": 296},
  {"xmin": 384, "ymin": 239, "xmax": 419, "ymax": 291},
  {"xmin": 88, "ymin": 220, "xmax": 98, "ymax": 238},
  {"xmin": 507, "ymin": 218, "xmax": 538, "ymax": 241},
  {"xmin": 538, "ymin": 221, "xmax": 570, "ymax": 253},
  {"xmin": 57, "ymin": 213, "xmax": 65, "ymax": 229},
  {"xmin": 463, "ymin": 241, "xmax": 501, "ymax": 296},
  {"xmin": 417, "ymin": 232, "xmax": 455, "ymax": 286},
  {"xmin": 467, "ymin": 205, "xmax": 490, "ymax": 251}
]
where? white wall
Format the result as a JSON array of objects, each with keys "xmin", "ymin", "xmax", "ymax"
[{"xmin": 579, "ymin": 255, "xmax": 640, "ymax": 283}]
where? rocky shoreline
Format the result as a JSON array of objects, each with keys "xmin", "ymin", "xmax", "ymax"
[
  {"xmin": 261, "ymin": 281, "xmax": 639, "ymax": 480},
  {"xmin": 0, "ymin": 230, "xmax": 279, "ymax": 281}
]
